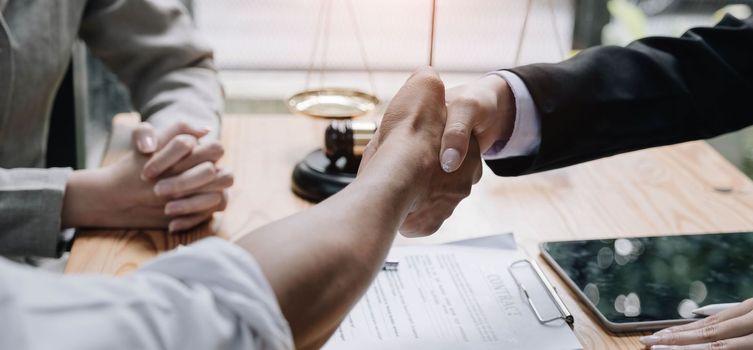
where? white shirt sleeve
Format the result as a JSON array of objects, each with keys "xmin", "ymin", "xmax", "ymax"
[
  {"xmin": 482, "ymin": 70, "xmax": 542, "ymax": 160},
  {"xmin": 0, "ymin": 237, "xmax": 293, "ymax": 350}
]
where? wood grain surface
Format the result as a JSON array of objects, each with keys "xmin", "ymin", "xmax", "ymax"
[{"xmin": 65, "ymin": 113, "xmax": 753, "ymax": 349}]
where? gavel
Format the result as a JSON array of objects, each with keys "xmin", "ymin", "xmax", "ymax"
[
  {"xmin": 323, "ymin": 120, "xmax": 377, "ymax": 165},
  {"xmin": 291, "ymin": 119, "xmax": 378, "ymax": 202}
]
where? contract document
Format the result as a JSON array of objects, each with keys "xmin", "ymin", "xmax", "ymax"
[{"xmin": 323, "ymin": 234, "xmax": 582, "ymax": 350}]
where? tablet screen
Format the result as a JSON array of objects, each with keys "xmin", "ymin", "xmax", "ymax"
[{"xmin": 542, "ymin": 232, "xmax": 753, "ymax": 323}]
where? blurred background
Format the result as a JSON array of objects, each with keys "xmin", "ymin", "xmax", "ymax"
[{"xmin": 82, "ymin": 0, "xmax": 753, "ymax": 174}]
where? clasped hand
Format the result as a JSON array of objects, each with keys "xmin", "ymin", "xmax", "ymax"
[{"xmin": 63, "ymin": 121, "xmax": 233, "ymax": 232}]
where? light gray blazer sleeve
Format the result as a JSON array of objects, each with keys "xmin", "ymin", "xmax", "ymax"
[
  {"xmin": 78, "ymin": 0, "xmax": 224, "ymax": 139},
  {"xmin": 0, "ymin": 237, "xmax": 294, "ymax": 350},
  {"xmin": 0, "ymin": 168, "xmax": 72, "ymax": 258}
]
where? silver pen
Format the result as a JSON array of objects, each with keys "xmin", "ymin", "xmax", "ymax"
[
  {"xmin": 381, "ymin": 261, "xmax": 399, "ymax": 271},
  {"xmin": 692, "ymin": 302, "xmax": 741, "ymax": 317}
]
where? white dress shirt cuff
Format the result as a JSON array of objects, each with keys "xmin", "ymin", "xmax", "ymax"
[{"xmin": 482, "ymin": 70, "xmax": 542, "ymax": 160}]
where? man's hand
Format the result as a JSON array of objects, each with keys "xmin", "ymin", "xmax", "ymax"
[
  {"xmin": 440, "ymin": 74, "xmax": 516, "ymax": 172},
  {"xmin": 640, "ymin": 299, "xmax": 753, "ymax": 349},
  {"xmin": 358, "ymin": 67, "xmax": 482, "ymax": 237},
  {"xmin": 132, "ymin": 122, "xmax": 233, "ymax": 231},
  {"xmin": 242, "ymin": 67, "xmax": 469, "ymax": 349}
]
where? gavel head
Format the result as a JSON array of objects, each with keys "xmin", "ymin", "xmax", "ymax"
[{"xmin": 324, "ymin": 120, "xmax": 377, "ymax": 164}]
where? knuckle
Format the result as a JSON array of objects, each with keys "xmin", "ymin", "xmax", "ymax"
[
  {"xmin": 412, "ymin": 66, "xmax": 438, "ymax": 80},
  {"xmin": 399, "ymin": 225, "xmax": 417, "ymax": 237},
  {"xmin": 209, "ymin": 192, "xmax": 223, "ymax": 205},
  {"xmin": 176, "ymin": 121, "xmax": 190, "ymax": 131},
  {"xmin": 711, "ymin": 340, "xmax": 727, "ymax": 350},
  {"xmin": 412, "ymin": 68, "xmax": 444, "ymax": 90},
  {"xmin": 423, "ymin": 75, "xmax": 444, "ymax": 92},
  {"xmin": 473, "ymin": 166, "xmax": 483, "ymax": 184},
  {"xmin": 134, "ymin": 123, "xmax": 152, "ymax": 134},
  {"xmin": 454, "ymin": 94, "xmax": 483, "ymax": 110},
  {"xmin": 175, "ymin": 135, "xmax": 196, "ymax": 150},
  {"xmin": 424, "ymin": 222, "xmax": 442, "ymax": 235},
  {"xmin": 445, "ymin": 121, "xmax": 471, "ymax": 138},
  {"xmin": 199, "ymin": 161, "xmax": 217, "ymax": 174},
  {"xmin": 222, "ymin": 173, "xmax": 235, "ymax": 187},
  {"xmin": 207, "ymin": 142, "xmax": 225, "ymax": 158},
  {"xmin": 701, "ymin": 325, "xmax": 719, "ymax": 342},
  {"xmin": 459, "ymin": 185, "xmax": 472, "ymax": 198},
  {"xmin": 668, "ymin": 331, "xmax": 682, "ymax": 345},
  {"xmin": 407, "ymin": 225, "xmax": 432, "ymax": 237},
  {"xmin": 218, "ymin": 196, "xmax": 228, "ymax": 210},
  {"xmin": 399, "ymin": 221, "xmax": 424, "ymax": 237},
  {"xmin": 704, "ymin": 314, "xmax": 720, "ymax": 326}
]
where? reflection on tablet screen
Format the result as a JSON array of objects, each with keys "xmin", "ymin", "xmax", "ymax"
[{"xmin": 543, "ymin": 232, "xmax": 753, "ymax": 323}]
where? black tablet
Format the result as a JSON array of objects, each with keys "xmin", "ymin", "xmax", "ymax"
[{"xmin": 540, "ymin": 232, "xmax": 753, "ymax": 332}]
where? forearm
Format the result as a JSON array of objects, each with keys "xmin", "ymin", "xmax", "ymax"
[
  {"xmin": 237, "ymin": 143, "xmax": 424, "ymax": 348},
  {"xmin": 140, "ymin": 67, "xmax": 223, "ymax": 141},
  {"xmin": 80, "ymin": 0, "xmax": 224, "ymax": 140}
]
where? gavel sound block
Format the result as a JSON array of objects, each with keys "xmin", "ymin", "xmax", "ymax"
[{"xmin": 291, "ymin": 120, "xmax": 377, "ymax": 202}]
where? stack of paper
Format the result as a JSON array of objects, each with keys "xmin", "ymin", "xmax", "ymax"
[{"xmin": 323, "ymin": 234, "xmax": 582, "ymax": 350}]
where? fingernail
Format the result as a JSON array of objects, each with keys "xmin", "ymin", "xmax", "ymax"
[
  {"xmin": 639, "ymin": 335, "xmax": 661, "ymax": 346},
  {"xmin": 653, "ymin": 329, "xmax": 672, "ymax": 336},
  {"xmin": 651, "ymin": 346, "xmax": 672, "ymax": 350},
  {"xmin": 441, "ymin": 148, "xmax": 461, "ymax": 172},
  {"xmin": 154, "ymin": 182, "xmax": 173, "ymax": 197},
  {"xmin": 138, "ymin": 136, "xmax": 156, "ymax": 153}
]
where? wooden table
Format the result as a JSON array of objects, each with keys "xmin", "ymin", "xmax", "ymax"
[{"xmin": 66, "ymin": 114, "xmax": 753, "ymax": 349}]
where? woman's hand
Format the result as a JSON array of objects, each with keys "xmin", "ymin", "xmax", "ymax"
[
  {"xmin": 133, "ymin": 122, "xmax": 233, "ymax": 231},
  {"xmin": 62, "ymin": 122, "xmax": 233, "ymax": 231},
  {"xmin": 640, "ymin": 299, "xmax": 753, "ymax": 349}
]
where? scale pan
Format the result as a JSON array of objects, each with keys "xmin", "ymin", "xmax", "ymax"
[{"xmin": 287, "ymin": 88, "xmax": 379, "ymax": 119}]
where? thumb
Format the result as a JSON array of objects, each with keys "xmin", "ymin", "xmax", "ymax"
[
  {"xmin": 440, "ymin": 105, "xmax": 476, "ymax": 173},
  {"xmin": 132, "ymin": 122, "xmax": 158, "ymax": 154}
]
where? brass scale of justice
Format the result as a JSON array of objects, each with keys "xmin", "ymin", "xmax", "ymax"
[{"xmin": 287, "ymin": 0, "xmax": 555, "ymax": 202}]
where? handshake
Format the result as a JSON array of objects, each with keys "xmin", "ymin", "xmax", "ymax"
[{"xmin": 356, "ymin": 66, "xmax": 516, "ymax": 236}]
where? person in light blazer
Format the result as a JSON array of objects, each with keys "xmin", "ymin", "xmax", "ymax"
[{"xmin": 0, "ymin": 0, "xmax": 233, "ymax": 258}]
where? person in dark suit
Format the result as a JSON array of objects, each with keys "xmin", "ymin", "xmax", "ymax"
[
  {"xmin": 361, "ymin": 14, "xmax": 753, "ymax": 349},
  {"xmin": 440, "ymin": 14, "xmax": 753, "ymax": 178},
  {"xmin": 0, "ymin": 0, "xmax": 233, "ymax": 258},
  {"xmin": 387, "ymin": 14, "xmax": 753, "ymax": 235}
]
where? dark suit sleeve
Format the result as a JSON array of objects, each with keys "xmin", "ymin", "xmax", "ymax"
[{"xmin": 486, "ymin": 15, "xmax": 753, "ymax": 176}]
